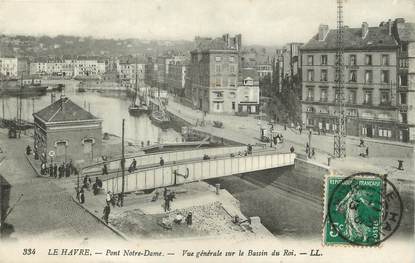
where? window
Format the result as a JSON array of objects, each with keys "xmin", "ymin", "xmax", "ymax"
[
  {"xmin": 307, "ymin": 87, "xmax": 314, "ymax": 101},
  {"xmin": 307, "ymin": 55, "xmax": 314, "ymax": 65},
  {"xmin": 213, "ymin": 91, "xmax": 223, "ymax": 97},
  {"xmin": 229, "ymin": 77, "xmax": 236, "ymax": 87},
  {"xmin": 215, "ymin": 56, "xmax": 222, "ymax": 62},
  {"xmin": 320, "ymin": 89, "xmax": 328, "ymax": 102},
  {"xmin": 83, "ymin": 138, "xmax": 93, "ymax": 154},
  {"xmin": 401, "ymin": 112, "xmax": 408, "ymax": 123},
  {"xmin": 382, "ymin": 55, "xmax": 389, "ymax": 66},
  {"xmin": 349, "ymin": 70, "xmax": 357, "ymax": 82},
  {"xmin": 400, "ymin": 75, "xmax": 408, "ymax": 86},
  {"xmin": 349, "ymin": 55, "xmax": 357, "ymax": 66},
  {"xmin": 381, "ymin": 70, "xmax": 389, "ymax": 84},
  {"xmin": 380, "ymin": 91, "xmax": 390, "ymax": 105},
  {"xmin": 215, "ymin": 77, "xmax": 221, "ymax": 87},
  {"xmin": 229, "ymin": 64, "xmax": 235, "ymax": 73},
  {"xmin": 55, "ymin": 141, "xmax": 67, "ymax": 157},
  {"xmin": 364, "ymin": 70, "xmax": 373, "ymax": 83},
  {"xmin": 400, "ymin": 58, "xmax": 409, "ymax": 68},
  {"xmin": 365, "ymin": 55, "xmax": 372, "ymax": 65},
  {"xmin": 348, "ymin": 90, "xmax": 357, "ymax": 104},
  {"xmin": 378, "ymin": 128, "xmax": 392, "ymax": 138},
  {"xmin": 347, "ymin": 109, "xmax": 358, "ymax": 116},
  {"xmin": 364, "ymin": 91, "xmax": 372, "ymax": 105},
  {"xmin": 321, "ymin": 55, "xmax": 328, "ymax": 65},
  {"xmin": 222, "ymin": 78, "xmax": 228, "ymax": 87},
  {"xmin": 307, "ymin": 70, "xmax": 314, "ymax": 81},
  {"xmin": 400, "ymin": 93, "xmax": 407, "ymax": 104},
  {"xmin": 229, "ymin": 56, "xmax": 235, "ymax": 63},
  {"xmin": 215, "ymin": 64, "xmax": 221, "ymax": 73},
  {"xmin": 320, "ymin": 69, "xmax": 328, "ymax": 81}
]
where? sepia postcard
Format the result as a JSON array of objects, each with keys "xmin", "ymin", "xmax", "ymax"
[{"xmin": 0, "ymin": 0, "xmax": 414, "ymax": 262}]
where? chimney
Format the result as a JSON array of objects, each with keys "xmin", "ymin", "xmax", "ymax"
[
  {"xmin": 362, "ymin": 22, "xmax": 369, "ymax": 38},
  {"xmin": 318, "ymin": 25, "xmax": 329, "ymax": 41},
  {"xmin": 387, "ymin": 19, "xmax": 392, "ymax": 35}
]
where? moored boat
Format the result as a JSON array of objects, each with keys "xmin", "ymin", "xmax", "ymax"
[{"xmin": 150, "ymin": 110, "xmax": 171, "ymax": 129}]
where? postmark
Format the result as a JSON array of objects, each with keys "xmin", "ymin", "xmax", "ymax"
[{"xmin": 323, "ymin": 172, "xmax": 403, "ymax": 246}]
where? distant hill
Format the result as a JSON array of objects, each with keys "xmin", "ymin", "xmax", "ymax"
[
  {"xmin": 0, "ymin": 34, "xmax": 195, "ymax": 58},
  {"xmin": 0, "ymin": 34, "xmax": 279, "ymax": 61}
]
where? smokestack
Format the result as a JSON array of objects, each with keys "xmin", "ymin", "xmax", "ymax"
[{"xmin": 362, "ymin": 22, "xmax": 369, "ymax": 38}]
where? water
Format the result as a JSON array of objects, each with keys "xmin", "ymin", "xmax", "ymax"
[{"xmin": 1, "ymin": 80, "xmax": 182, "ymax": 144}]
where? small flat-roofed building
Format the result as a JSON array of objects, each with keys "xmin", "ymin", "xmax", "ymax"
[{"xmin": 33, "ymin": 96, "xmax": 102, "ymax": 164}]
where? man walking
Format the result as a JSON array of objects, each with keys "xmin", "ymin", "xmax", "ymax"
[
  {"xmin": 102, "ymin": 205, "xmax": 110, "ymax": 224},
  {"xmin": 159, "ymin": 157, "xmax": 165, "ymax": 166}
]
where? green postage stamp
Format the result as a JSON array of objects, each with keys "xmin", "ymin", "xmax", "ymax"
[{"xmin": 324, "ymin": 173, "xmax": 385, "ymax": 246}]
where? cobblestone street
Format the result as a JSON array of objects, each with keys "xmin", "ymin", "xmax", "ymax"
[{"xmin": 0, "ymin": 129, "xmax": 118, "ymax": 241}]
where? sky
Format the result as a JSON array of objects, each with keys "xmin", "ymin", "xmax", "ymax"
[{"xmin": 0, "ymin": 0, "xmax": 414, "ymax": 46}]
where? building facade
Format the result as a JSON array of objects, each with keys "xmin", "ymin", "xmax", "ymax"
[
  {"xmin": 190, "ymin": 48, "xmax": 239, "ymax": 114},
  {"xmin": 300, "ymin": 21, "xmax": 410, "ymax": 142},
  {"xmin": 33, "ymin": 97, "xmax": 103, "ymax": 164},
  {"xmin": 275, "ymin": 42, "xmax": 303, "ymax": 92},
  {"xmin": 393, "ymin": 19, "xmax": 415, "ymax": 142},
  {"xmin": 237, "ymin": 77, "xmax": 260, "ymax": 114},
  {"xmin": 0, "ymin": 57, "xmax": 18, "ymax": 78},
  {"xmin": 167, "ymin": 60, "xmax": 188, "ymax": 96}
]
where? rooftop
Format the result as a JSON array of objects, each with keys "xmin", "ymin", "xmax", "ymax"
[
  {"xmin": 33, "ymin": 97, "xmax": 100, "ymax": 123},
  {"xmin": 397, "ymin": 22, "xmax": 415, "ymax": 42},
  {"xmin": 301, "ymin": 25, "xmax": 397, "ymax": 51}
]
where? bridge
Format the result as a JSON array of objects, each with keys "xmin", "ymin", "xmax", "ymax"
[
  {"xmin": 96, "ymin": 147, "xmax": 295, "ymax": 194},
  {"xmin": 82, "ymin": 145, "xmax": 250, "ymax": 174}
]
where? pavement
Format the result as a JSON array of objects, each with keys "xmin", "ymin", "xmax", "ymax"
[
  {"xmin": 0, "ymin": 129, "xmax": 119, "ymax": 241},
  {"xmin": 162, "ymin": 97, "xmax": 414, "ymax": 180},
  {"xmin": 72, "ymin": 181, "xmax": 273, "ymax": 240}
]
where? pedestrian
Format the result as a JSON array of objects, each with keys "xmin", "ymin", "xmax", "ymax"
[
  {"xmin": 102, "ymin": 205, "xmax": 110, "ymax": 224},
  {"xmin": 290, "ymin": 146, "xmax": 295, "ymax": 153},
  {"xmin": 53, "ymin": 163, "xmax": 57, "ymax": 178},
  {"xmin": 359, "ymin": 139, "xmax": 365, "ymax": 147},
  {"xmin": 26, "ymin": 145, "xmax": 32, "ymax": 155},
  {"xmin": 83, "ymin": 175, "xmax": 89, "ymax": 190},
  {"xmin": 284, "ymin": 123, "xmax": 287, "ymax": 131},
  {"xmin": 106, "ymin": 191, "xmax": 112, "ymax": 206},
  {"xmin": 41, "ymin": 162, "xmax": 46, "ymax": 175},
  {"xmin": 366, "ymin": 146, "xmax": 369, "ymax": 158},
  {"xmin": 79, "ymin": 189, "xmax": 85, "ymax": 204},
  {"xmin": 117, "ymin": 193, "xmax": 123, "ymax": 207},
  {"xmin": 58, "ymin": 164, "xmax": 63, "ymax": 178},
  {"xmin": 49, "ymin": 163, "xmax": 53, "ymax": 177},
  {"xmin": 299, "ymin": 126, "xmax": 302, "ymax": 135},
  {"xmin": 163, "ymin": 187, "xmax": 168, "ymax": 200},
  {"xmin": 312, "ymin": 148, "xmax": 315, "ymax": 158},
  {"xmin": 186, "ymin": 212, "xmax": 193, "ymax": 226},
  {"xmin": 159, "ymin": 157, "xmax": 164, "ymax": 166},
  {"xmin": 247, "ymin": 144, "xmax": 252, "ymax": 154},
  {"xmin": 141, "ymin": 141, "xmax": 144, "ymax": 148},
  {"xmin": 164, "ymin": 196, "xmax": 170, "ymax": 212},
  {"xmin": 68, "ymin": 160, "xmax": 73, "ymax": 175},
  {"xmin": 102, "ymin": 163, "xmax": 108, "ymax": 175},
  {"xmin": 65, "ymin": 163, "xmax": 70, "ymax": 177}
]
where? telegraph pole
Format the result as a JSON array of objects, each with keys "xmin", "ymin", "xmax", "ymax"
[
  {"xmin": 333, "ymin": 0, "xmax": 346, "ymax": 158},
  {"xmin": 121, "ymin": 118, "xmax": 125, "ymax": 207}
]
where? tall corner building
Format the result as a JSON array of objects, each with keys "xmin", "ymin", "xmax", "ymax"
[
  {"xmin": 300, "ymin": 19, "xmax": 415, "ymax": 143},
  {"xmin": 189, "ymin": 34, "xmax": 241, "ymax": 114}
]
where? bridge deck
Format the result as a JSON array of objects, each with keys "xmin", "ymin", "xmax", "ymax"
[{"xmin": 104, "ymin": 151, "xmax": 295, "ymax": 193}]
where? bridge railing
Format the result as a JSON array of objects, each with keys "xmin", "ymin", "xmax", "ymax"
[
  {"xmin": 104, "ymin": 152, "xmax": 296, "ymax": 194},
  {"xmin": 83, "ymin": 146, "xmax": 248, "ymax": 173}
]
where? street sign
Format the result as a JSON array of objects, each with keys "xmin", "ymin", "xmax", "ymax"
[{"xmin": 48, "ymin": 150, "xmax": 55, "ymax": 157}]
